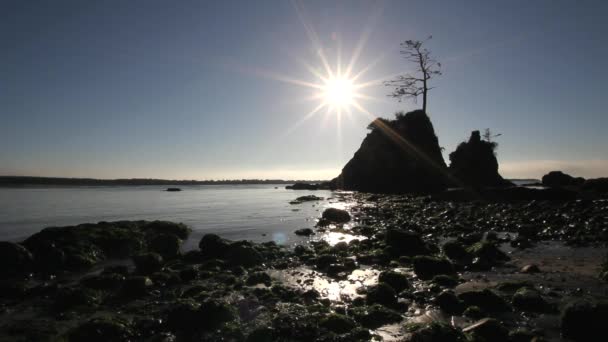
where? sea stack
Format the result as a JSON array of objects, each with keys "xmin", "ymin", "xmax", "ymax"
[
  {"xmin": 448, "ymin": 130, "xmax": 511, "ymax": 188},
  {"xmin": 333, "ymin": 110, "xmax": 449, "ymax": 193}
]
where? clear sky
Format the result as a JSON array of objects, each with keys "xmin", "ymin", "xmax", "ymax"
[{"xmin": 2, "ymin": 0, "xmax": 607, "ymax": 180}]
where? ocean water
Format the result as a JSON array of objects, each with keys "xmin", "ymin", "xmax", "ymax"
[{"xmin": 0, "ymin": 185, "xmax": 343, "ymax": 249}]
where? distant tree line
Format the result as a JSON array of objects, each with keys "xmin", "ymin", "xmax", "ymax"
[{"xmin": 0, "ymin": 176, "xmax": 326, "ymax": 187}]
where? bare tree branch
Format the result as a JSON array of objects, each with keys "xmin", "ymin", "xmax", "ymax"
[{"xmin": 384, "ymin": 37, "xmax": 441, "ymax": 112}]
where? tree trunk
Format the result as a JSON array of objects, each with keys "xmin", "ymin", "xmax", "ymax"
[{"xmin": 422, "ymin": 78, "xmax": 427, "ymax": 113}]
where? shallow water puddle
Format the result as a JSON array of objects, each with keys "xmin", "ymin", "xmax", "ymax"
[
  {"xmin": 321, "ymin": 231, "xmax": 367, "ymax": 246},
  {"xmin": 270, "ymin": 267, "xmax": 380, "ymax": 301}
]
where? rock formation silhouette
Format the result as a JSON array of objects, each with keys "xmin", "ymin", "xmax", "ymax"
[
  {"xmin": 448, "ymin": 131, "xmax": 512, "ymax": 188},
  {"xmin": 333, "ymin": 110, "xmax": 449, "ymax": 193},
  {"xmin": 542, "ymin": 171, "xmax": 585, "ymax": 188}
]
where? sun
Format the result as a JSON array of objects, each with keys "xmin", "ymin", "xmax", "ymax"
[{"xmin": 323, "ymin": 77, "xmax": 355, "ymax": 108}]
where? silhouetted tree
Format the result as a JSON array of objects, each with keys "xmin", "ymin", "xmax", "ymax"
[
  {"xmin": 385, "ymin": 36, "xmax": 441, "ymax": 113},
  {"xmin": 482, "ymin": 128, "xmax": 501, "ymax": 151}
]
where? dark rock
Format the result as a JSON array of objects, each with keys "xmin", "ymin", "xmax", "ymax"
[
  {"xmin": 199, "ymin": 233, "xmax": 231, "ymax": 257},
  {"xmin": 81, "ymin": 273, "xmax": 126, "ymax": 291},
  {"xmin": 512, "ymin": 287, "xmax": 550, "ymax": 312},
  {"xmin": 520, "ymin": 264, "xmax": 541, "ymax": 274},
  {"xmin": 321, "ymin": 208, "xmax": 351, "ymax": 223},
  {"xmin": 68, "ymin": 317, "xmax": 133, "ymax": 342},
  {"xmin": 122, "ymin": 276, "xmax": 153, "ymax": 297},
  {"xmin": 0, "ymin": 241, "xmax": 33, "ymax": 275},
  {"xmin": 350, "ymin": 304, "xmax": 402, "ymax": 329},
  {"xmin": 378, "ymin": 270, "xmax": 410, "ymax": 292},
  {"xmin": 143, "ymin": 221, "xmax": 191, "ymax": 240},
  {"xmin": 294, "ymin": 228, "xmax": 314, "ymax": 236},
  {"xmin": 413, "ymin": 256, "xmax": 455, "ymax": 280},
  {"xmin": 246, "ymin": 272, "xmax": 272, "ymax": 286},
  {"xmin": 458, "ymin": 289, "xmax": 509, "ymax": 313},
  {"xmin": 509, "ymin": 328, "xmax": 537, "ymax": 342},
  {"xmin": 166, "ymin": 300, "xmax": 201, "ymax": 332},
  {"xmin": 290, "ymin": 195, "xmax": 323, "ymax": 204},
  {"xmin": 149, "ymin": 233, "xmax": 181, "ymax": 258},
  {"xmin": 582, "ymin": 178, "xmax": 608, "ymax": 193},
  {"xmin": 432, "ymin": 275, "xmax": 460, "ymax": 287},
  {"xmin": 386, "ymin": 229, "xmax": 429, "ymax": 256},
  {"xmin": 286, "ymin": 183, "xmax": 320, "ymax": 190},
  {"xmin": 462, "ymin": 306, "xmax": 484, "ymax": 320},
  {"xmin": 166, "ymin": 188, "xmax": 181, "ymax": 192},
  {"xmin": 319, "ymin": 313, "xmax": 357, "ymax": 334},
  {"xmin": 179, "ymin": 266, "xmax": 199, "ymax": 282},
  {"xmin": 408, "ymin": 322, "xmax": 465, "ymax": 342},
  {"xmin": 561, "ymin": 300, "xmax": 608, "ymax": 341},
  {"xmin": 132, "ymin": 252, "xmax": 163, "ymax": 274},
  {"xmin": 436, "ymin": 290, "xmax": 464, "ymax": 315},
  {"xmin": 198, "ymin": 298, "xmax": 237, "ymax": 329},
  {"xmin": 225, "ymin": 243, "xmax": 263, "ymax": 267},
  {"xmin": 54, "ymin": 287, "xmax": 100, "ymax": 310},
  {"xmin": 31, "ymin": 242, "xmax": 66, "ymax": 271},
  {"xmin": 466, "ymin": 241, "xmax": 509, "ymax": 270},
  {"xmin": 334, "ymin": 110, "xmax": 449, "ymax": 193},
  {"xmin": 442, "ymin": 240, "xmax": 471, "ymax": 262},
  {"xmin": 448, "ymin": 130, "xmax": 512, "ymax": 188},
  {"xmin": 542, "ymin": 171, "xmax": 584, "ymax": 188},
  {"xmin": 366, "ymin": 282, "xmax": 397, "ymax": 307},
  {"xmin": 246, "ymin": 327, "xmax": 275, "ymax": 342},
  {"xmin": 462, "ymin": 318, "xmax": 509, "ymax": 342}
]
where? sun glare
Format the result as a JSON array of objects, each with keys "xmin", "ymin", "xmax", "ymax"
[{"xmin": 323, "ymin": 77, "xmax": 355, "ymax": 108}]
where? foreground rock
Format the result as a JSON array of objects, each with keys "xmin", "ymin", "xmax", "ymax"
[
  {"xmin": 333, "ymin": 110, "xmax": 449, "ymax": 193},
  {"xmin": 21, "ymin": 220, "xmax": 190, "ymax": 272}
]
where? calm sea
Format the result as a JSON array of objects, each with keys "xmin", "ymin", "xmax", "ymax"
[{"xmin": 0, "ymin": 185, "xmax": 342, "ymax": 249}]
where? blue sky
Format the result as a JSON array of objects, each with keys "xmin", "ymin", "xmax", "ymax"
[{"xmin": 1, "ymin": 0, "xmax": 607, "ymax": 180}]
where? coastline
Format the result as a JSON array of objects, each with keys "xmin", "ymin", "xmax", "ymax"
[{"xmin": 1, "ymin": 192, "xmax": 607, "ymax": 341}]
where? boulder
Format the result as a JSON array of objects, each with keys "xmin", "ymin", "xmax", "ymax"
[
  {"xmin": 321, "ymin": 208, "xmax": 351, "ymax": 223},
  {"xmin": 366, "ymin": 282, "xmax": 397, "ymax": 307},
  {"xmin": 68, "ymin": 317, "xmax": 133, "ymax": 342},
  {"xmin": 350, "ymin": 304, "xmax": 402, "ymax": 329},
  {"xmin": 290, "ymin": 195, "xmax": 323, "ymax": 204},
  {"xmin": 458, "ymin": 289, "xmax": 509, "ymax": 313},
  {"xmin": 122, "ymin": 276, "xmax": 153, "ymax": 297},
  {"xmin": 246, "ymin": 272, "xmax": 272, "ymax": 286},
  {"xmin": 286, "ymin": 183, "xmax": 319, "ymax": 190},
  {"xmin": 561, "ymin": 300, "xmax": 608, "ymax": 341},
  {"xmin": 466, "ymin": 241, "xmax": 510, "ymax": 270},
  {"xmin": 319, "ymin": 313, "xmax": 357, "ymax": 334},
  {"xmin": 435, "ymin": 290, "xmax": 464, "ymax": 315},
  {"xmin": 198, "ymin": 234, "xmax": 230, "ymax": 258},
  {"xmin": 334, "ymin": 110, "xmax": 449, "ymax": 194},
  {"xmin": 408, "ymin": 322, "xmax": 465, "ymax": 342},
  {"xmin": 511, "ymin": 287, "xmax": 550, "ymax": 313},
  {"xmin": 582, "ymin": 178, "xmax": 608, "ymax": 193},
  {"xmin": 0, "ymin": 241, "xmax": 33, "ymax": 275},
  {"xmin": 132, "ymin": 253, "xmax": 163, "ymax": 274},
  {"xmin": 225, "ymin": 243, "xmax": 263, "ymax": 267},
  {"xmin": 386, "ymin": 229, "xmax": 429, "ymax": 256},
  {"xmin": 149, "ymin": 233, "xmax": 181, "ymax": 258},
  {"xmin": 542, "ymin": 171, "xmax": 584, "ymax": 188},
  {"xmin": 448, "ymin": 130, "xmax": 512, "ymax": 188},
  {"xmin": 166, "ymin": 300, "xmax": 202, "ymax": 332},
  {"xmin": 378, "ymin": 270, "xmax": 410, "ymax": 292},
  {"xmin": 462, "ymin": 318, "xmax": 509, "ymax": 342},
  {"xmin": 413, "ymin": 256, "xmax": 455, "ymax": 280},
  {"xmin": 294, "ymin": 228, "xmax": 314, "ymax": 236}
]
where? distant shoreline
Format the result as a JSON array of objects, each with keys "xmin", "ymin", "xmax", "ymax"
[{"xmin": 0, "ymin": 176, "xmax": 327, "ymax": 187}]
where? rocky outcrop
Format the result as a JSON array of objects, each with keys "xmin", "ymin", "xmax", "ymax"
[
  {"xmin": 333, "ymin": 110, "xmax": 449, "ymax": 193},
  {"xmin": 542, "ymin": 171, "xmax": 584, "ymax": 188},
  {"xmin": 448, "ymin": 130, "xmax": 512, "ymax": 188}
]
